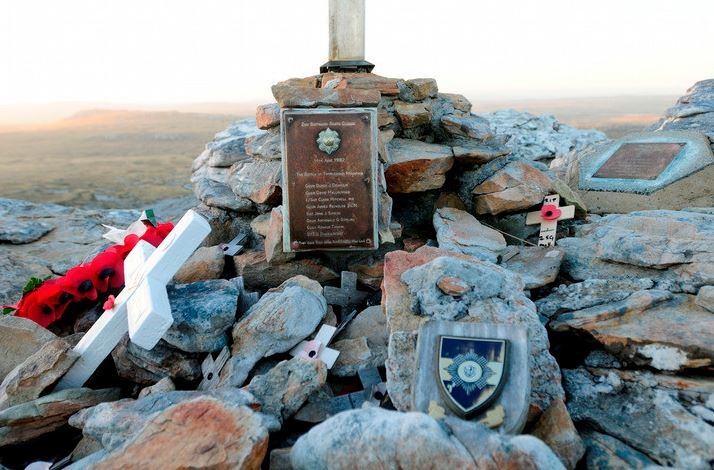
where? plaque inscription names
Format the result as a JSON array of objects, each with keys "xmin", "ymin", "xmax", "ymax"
[
  {"xmin": 593, "ymin": 142, "xmax": 684, "ymax": 180},
  {"xmin": 281, "ymin": 108, "xmax": 378, "ymax": 252}
]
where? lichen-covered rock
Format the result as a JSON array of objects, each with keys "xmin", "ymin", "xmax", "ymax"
[
  {"xmin": 441, "ymin": 113, "xmax": 494, "ymax": 141},
  {"xmin": 580, "ymin": 429, "xmax": 655, "ymax": 470},
  {"xmin": 226, "ymin": 276, "xmax": 326, "ymax": 386},
  {"xmin": 246, "ymin": 357, "xmax": 326, "ymax": 423},
  {"xmin": 0, "ymin": 338, "xmax": 78, "ymax": 411},
  {"xmin": 290, "ymin": 408, "xmax": 564, "ymax": 470},
  {"xmin": 558, "ymin": 209, "xmax": 714, "ymax": 293},
  {"xmin": 205, "ymin": 119, "xmax": 264, "ymax": 167},
  {"xmin": 234, "ymin": 250, "xmax": 338, "ymax": 290},
  {"xmin": 393, "ymin": 101, "xmax": 430, "ymax": 129},
  {"xmin": 530, "ymin": 399, "xmax": 585, "ymax": 469},
  {"xmin": 472, "ymin": 160, "xmax": 553, "ymax": 214},
  {"xmin": 433, "ymin": 207, "xmax": 506, "ymax": 262},
  {"xmin": 384, "ymin": 139, "xmax": 453, "ymax": 193},
  {"xmin": 0, "ymin": 388, "xmax": 119, "ymax": 447},
  {"xmin": 483, "ymin": 110, "xmax": 607, "ymax": 162},
  {"xmin": 551, "ymin": 291, "xmax": 713, "ymax": 371},
  {"xmin": 696, "ymin": 285, "xmax": 714, "ymax": 312},
  {"xmin": 112, "ymin": 337, "xmax": 203, "ymax": 385},
  {"xmin": 0, "ymin": 316, "xmax": 58, "ymax": 382},
  {"xmin": 228, "ymin": 159, "xmax": 281, "ymax": 205},
  {"xmin": 173, "ymin": 245, "xmax": 225, "ymax": 284},
  {"xmin": 163, "ymin": 279, "xmax": 238, "ymax": 353},
  {"xmin": 564, "ymin": 367, "xmax": 714, "ymax": 469},
  {"xmin": 255, "ymin": 103, "xmax": 280, "ymax": 130},
  {"xmin": 650, "ymin": 79, "xmax": 714, "ymax": 139},
  {"xmin": 501, "ymin": 246, "xmax": 563, "ymax": 289},
  {"xmin": 397, "ymin": 78, "xmax": 438, "ymax": 102},
  {"xmin": 272, "ymin": 84, "xmax": 380, "ymax": 108}
]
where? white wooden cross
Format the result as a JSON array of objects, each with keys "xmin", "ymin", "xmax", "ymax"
[
  {"xmin": 289, "ymin": 324, "xmax": 340, "ymax": 369},
  {"xmin": 54, "ymin": 210, "xmax": 211, "ymax": 391},
  {"xmin": 324, "ymin": 271, "xmax": 368, "ymax": 312},
  {"xmin": 526, "ymin": 194, "xmax": 575, "ymax": 247}
]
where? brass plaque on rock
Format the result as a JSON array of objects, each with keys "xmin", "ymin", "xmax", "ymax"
[
  {"xmin": 593, "ymin": 142, "xmax": 684, "ymax": 180},
  {"xmin": 281, "ymin": 108, "xmax": 378, "ymax": 252}
]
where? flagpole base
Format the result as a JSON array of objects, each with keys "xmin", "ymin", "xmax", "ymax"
[{"xmin": 320, "ymin": 60, "xmax": 375, "ymax": 74}]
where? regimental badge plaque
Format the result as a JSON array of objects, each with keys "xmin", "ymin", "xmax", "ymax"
[
  {"xmin": 413, "ymin": 321, "xmax": 530, "ymax": 434},
  {"xmin": 281, "ymin": 108, "xmax": 379, "ymax": 252}
]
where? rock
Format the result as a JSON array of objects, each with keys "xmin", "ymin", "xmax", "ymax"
[
  {"xmin": 272, "ymin": 84, "xmax": 380, "ymax": 108},
  {"xmin": 163, "ymin": 279, "xmax": 238, "ymax": 353},
  {"xmin": 580, "ymin": 429, "xmax": 655, "ymax": 470},
  {"xmin": 338, "ymin": 306, "xmax": 387, "ymax": 347},
  {"xmin": 331, "ymin": 337, "xmax": 383, "ymax": 377},
  {"xmin": 433, "ymin": 207, "xmax": 506, "ymax": 262},
  {"xmin": 205, "ymin": 119, "xmax": 264, "ymax": 167},
  {"xmin": 256, "ymin": 103, "xmax": 280, "ymax": 129},
  {"xmin": 250, "ymin": 213, "xmax": 271, "ymax": 238},
  {"xmin": 441, "ymin": 113, "xmax": 494, "ymax": 141},
  {"xmin": 650, "ymin": 79, "xmax": 714, "ymax": 139},
  {"xmin": 483, "ymin": 110, "xmax": 607, "ymax": 162},
  {"xmin": 226, "ymin": 276, "xmax": 326, "ymax": 386},
  {"xmin": 137, "ymin": 377, "xmax": 175, "ymax": 399},
  {"xmin": 384, "ymin": 139, "xmax": 454, "ymax": 193},
  {"xmin": 564, "ymin": 367, "xmax": 714, "ymax": 468},
  {"xmin": 397, "ymin": 78, "xmax": 438, "ymax": 102},
  {"xmin": 472, "ymin": 160, "xmax": 553, "ymax": 215},
  {"xmin": 73, "ymin": 397, "xmax": 269, "ymax": 470},
  {"xmin": 246, "ymin": 357, "xmax": 326, "ymax": 423},
  {"xmin": 0, "ymin": 388, "xmax": 119, "ymax": 447},
  {"xmin": 558, "ymin": 210, "xmax": 714, "ymax": 293},
  {"xmin": 244, "ymin": 128, "xmax": 282, "ymax": 160},
  {"xmin": 501, "ymin": 246, "xmax": 564, "ymax": 289},
  {"xmin": 436, "ymin": 276, "xmax": 470, "ymax": 296},
  {"xmin": 68, "ymin": 388, "xmax": 270, "ymax": 454},
  {"xmin": 229, "ymin": 159, "xmax": 281, "ymax": 204},
  {"xmin": 112, "ymin": 337, "xmax": 202, "ymax": 385},
  {"xmin": 393, "ymin": 101, "xmax": 430, "ymax": 129},
  {"xmin": 193, "ymin": 177, "xmax": 255, "ymax": 212},
  {"xmin": 0, "ymin": 220, "xmax": 53, "ymax": 244},
  {"xmin": 530, "ymin": 399, "xmax": 585, "ymax": 469},
  {"xmin": 234, "ymin": 250, "xmax": 339, "ymax": 290},
  {"xmin": 552, "ymin": 291, "xmax": 713, "ymax": 370},
  {"xmin": 535, "ymin": 278, "xmax": 654, "ymax": 320},
  {"xmin": 439, "ymin": 93, "xmax": 471, "ymax": 113},
  {"xmin": 695, "ymin": 285, "xmax": 714, "ymax": 312},
  {"xmin": 290, "ymin": 407, "xmax": 564, "ymax": 469},
  {"xmin": 382, "ymin": 247, "xmax": 564, "ymax": 413},
  {"xmin": 172, "ymin": 245, "xmax": 224, "ymax": 284},
  {"xmin": 321, "ymin": 72, "xmax": 401, "ymax": 95},
  {"xmin": 265, "ymin": 206, "xmax": 295, "ymax": 264},
  {"xmin": 0, "ymin": 338, "xmax": 78, "ymax": 411},
  {"xmin": 193, "ymin": 203, "xmax": 255, "ymax": 248},
  {"xmin": 347, "ymin": 258, "xmax": 385, "ymax": 290},
  {"xmin": 0, "ymin": 316, "xmax": 57, "ymax": 381}
]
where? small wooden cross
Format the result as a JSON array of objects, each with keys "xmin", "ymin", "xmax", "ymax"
[
  {"xmin": 198, "ymin": 346, "xmax": 230, "ymax": 391},
  {"xmin": 289, "ymin": 324, "xmax": 340, "ymax": 368},
  {"xmin": 323, "ymin": 271, "xmax": 368, "ymax": 311},
  {"xmin": 220, "ymin": 232, "xmax": 249, "ymax": 256},
  {"xmin": 54, "ymin": 210, "xmax": 211, "ymax": 391},
  {"xmin": 525, "ymin": 194, "xmax": 575, "ymax": 247}
]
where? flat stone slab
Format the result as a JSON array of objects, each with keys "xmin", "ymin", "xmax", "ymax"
[{"xmin": 573, "ymin": 131, "xmax": 714, "ymax": 212}]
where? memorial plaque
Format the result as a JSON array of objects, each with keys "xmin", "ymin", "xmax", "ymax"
[
  {"xmin": 281, "ymin": 108, "xmax": 378, "ymax": 252},
  {"xmin": 593, "ymin": 142, "xmax": 684, "ymax": 180}
]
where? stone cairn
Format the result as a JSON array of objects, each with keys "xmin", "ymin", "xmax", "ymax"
[{"xmin": 0, "ymin": 78, "xmax": 713, "ymax": 470}]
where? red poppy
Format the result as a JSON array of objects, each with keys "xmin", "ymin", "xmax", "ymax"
[
  {"xmin": 59, "ymin": 265, "xmax": 98, "ymax": 302},
  {"xmin": 140, "ymin": 222, "xmax": 174, "ymax": 247},
  {"xmin": 14, "ymin": 279, "xmax": 73, "ymax": 327},
  {"xmin": 90, "ymin": 248, "xmax": 125, "ymax": 293}
]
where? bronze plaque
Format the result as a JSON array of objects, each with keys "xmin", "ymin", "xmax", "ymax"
[
  {"xmin": 593, "ymin": 142, "xmax": 684, "ymax": 180},
  {"xmin": 281, "ymin": 108, "xmax": 378, "ymax": 252}
]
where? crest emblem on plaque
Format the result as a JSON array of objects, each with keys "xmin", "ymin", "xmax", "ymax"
[
  {"xmin": 316, "ymin": 128, "xmax": 341, "ymax": 155},
  {"xmin": 438, "ymin": 335, "xmax": 508, "ymax": 418}
]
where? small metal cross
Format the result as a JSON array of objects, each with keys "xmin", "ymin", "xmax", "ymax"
[
  {"xmin": 525, "ymin": 194, "xmax": 575, "ymax": 247},
  {"xmin": 324, "ymin": 271, "xmax": 368, "ymax": 311},
  {"xmin": 198, "ymin": 346, "xmax": 230, "ymax": 391},
  {"xmin": 220, "ymin": 232, "xmax": 249, "ymax": 256},
  {"xmin": 327, "ymin": 367, "xmax": 387, "ymax": 415}
]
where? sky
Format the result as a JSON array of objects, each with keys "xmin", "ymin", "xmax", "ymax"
[{"xmin": 0, "ymin": 0, "xmax": 712, "ymax": 106}]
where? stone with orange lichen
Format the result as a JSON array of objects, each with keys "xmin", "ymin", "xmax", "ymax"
[{"xmin": 384, "ymin": 139, "xmax": 453, "ymax": 193}]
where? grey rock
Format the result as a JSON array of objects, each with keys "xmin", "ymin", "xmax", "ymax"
[
  {"xmin": 331, "ymin": 337, "xmax": 384, "ymax": 377},
  {"xmin": 0, "ymin": 220, "xmax": 53, "ymax": 244},
  {"xmin": 483, "ymin": 110, "xmax": 607, "ymax": 162},
  {"xmin": 695, "ymin": 285, "xmax": 714, "ymax": 312},
  {"xmin": 583, "ymin": 350, "xmax": 622, "ymax": 368},
  {"xmin": 172, "ymin": 245, "xmax": 225, "ymax": 284},
  {"xmin": 226, "ymin": 276, "xmax": 327, "ymax": 386},
  {"xmin": 0, "ymin": 316, "xmax": 57, "ymax": 381},
  {"xmin": 650, "ymin": 80, "xmax": 714, "ymax": 139},
  {"xmin": 193, "ymin": 177, "xmax": 255, "ymax": 212},
  {"xmin": 137, "ymin": 377, "xmax": 175, "ymax": 399},
  {"xmin": 441, "ymin": 113, "xmax": 494, "ymax": 140},
  {"xmin": 0, "ymin": 338, "xmax": 78, "ymax": 411},
  {"xmin": 384, "ymin": 331, "xmax": 417, "ymax": 411},
  {"xmin": 535, "ymin": 278, "xmax": 655, "ymax": 320},
  {"xmin": 112, "ymin": 336, "xmax": 203, "ymax": 385},
  {"xmin": 245, "ymin": 128, "xmax": 282, "ymax": 160},
  {"xmin": 501, "ymin": 246, "xmax": 564, "ymax": 289},
  {"xmin": 234, "ymin": 250, "xmax": 339, "ymax": 290},
  {"xmin": 564, "ymin": 367, "xmax": 714, "ymax": 468},
  {"xmin": 264, "ymin": 206, "xmax": 295, "ymax": 264},
  {"xmin": 246, "ymin": 357, "xmax": 327, "ymax": 423},
  {"xmin": 0, "ymin": 387, "xmax": 119, "ymax": 447},
  {"xmin": 397, "ymin": 78, "xmax": 438, "ymax": 102},
  {"xmin": 581, "ymin": 429, "xmax": 655, "ymax": 470},
  {"xmin": 205, "ymin": 119, "xmax": 264, "ymax": 167},
  {"xmin": 290, "ymin": 407, "xmax": 564, "ymax": 470},
  {"xmin": 433, "ymin": 207, "xmax": 506, "ymax": 262},
  {"xmin": 163, "ymin": 279, "xmax": 238, "ymax": 353},
  {"xmin": 559, "ymin": 210, "xmax": 714, "ymax": 293},
  {"xmin": 250, "ymin": 212, "xmax": 271, "ymax": 238},
  {"xmin": 228, "ymin": 159, "xmax": 282, "ymax": 205}
]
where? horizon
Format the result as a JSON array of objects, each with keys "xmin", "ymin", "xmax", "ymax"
[{"xmin": 1, "ymin": 0, "xmax": 711, "ymax": 113}]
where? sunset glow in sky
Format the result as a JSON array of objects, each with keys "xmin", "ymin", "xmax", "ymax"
[{"xmin": 0, "ymin": 0, "xmax": 711, "ymax": 105}]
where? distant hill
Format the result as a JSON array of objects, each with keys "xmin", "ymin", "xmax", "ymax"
[{"xmin": 0, "ymin": 109, "xmax": 245, "ymax": 208}]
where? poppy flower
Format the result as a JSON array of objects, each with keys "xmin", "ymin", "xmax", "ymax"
[
  {"xmin": 59, "ymin": 265, "xmax": 98, "ymax": 302},
  {"xmin": 140, "ymin": 222, "xmax": 174, "ymax": 247},
  {"xmin": 15, "ymin": 279, "xmax": 73, "ymax": 327},
  {"xmin": 90, "ymin": 248, "xmax": 125, "ymax": 293}
]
